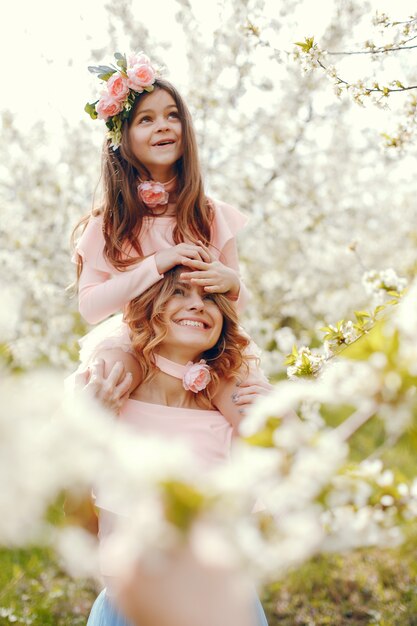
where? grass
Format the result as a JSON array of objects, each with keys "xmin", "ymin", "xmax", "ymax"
[
  {"xmin": 1, "ymin": 541, "xmax": 416, "ymax": 625},
  {"xmin": 0, "ymin": 546, "xmax": 96, "ymax": 625},
  {"xmin": 263, "ymin": 540, "xmax": 417, "ymax": 626}
]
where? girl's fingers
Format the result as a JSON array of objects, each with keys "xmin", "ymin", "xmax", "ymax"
[
  {"xmin": 203, "ymin": 285, "xmax": 222, "ymax": 292},
  {"xmin": 180, "ymin": 259, "xmax": 210, "ymax": 271},
  {"xmin": 197, "ymin": 240, "xmax": 215, "ymax": 262},
  {"xmin": 187, "ymin": 277, "xmax": 216, "ymax": 286}
]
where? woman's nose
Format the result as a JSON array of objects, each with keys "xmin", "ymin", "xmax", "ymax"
[{"xmin": 187, "ymin": 293, "xmax": 205, "ymax": 311}]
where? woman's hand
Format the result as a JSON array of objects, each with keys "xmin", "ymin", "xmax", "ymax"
[
  {"xmin": 79, "ymin": 359, "xmax": 132, "ymax": 414},
  {"xmin": 155, "ymin": 243, "xmax": 211, "ymax": 275},
  {"xmin": 232, "ymin": 380, "xmax": 274, "ymax": 408}
]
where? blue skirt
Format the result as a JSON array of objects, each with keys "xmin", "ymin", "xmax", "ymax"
[{"xmin": 87, "ymin": 588, "xmax": 269, "ymax": 626}]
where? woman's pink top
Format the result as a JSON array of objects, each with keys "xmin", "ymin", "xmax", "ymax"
[
  {"xmin": 75, "ymin": 200, "xmax": 249, "ymax": 324},
  {"xmin": 94, "ymin": 398, "xmax": 233, "ymax": 513}
]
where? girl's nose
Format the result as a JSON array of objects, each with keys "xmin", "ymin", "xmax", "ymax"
[{"xmin": 155, "ymin": 116, "xmax": 170, "ymax": 131}]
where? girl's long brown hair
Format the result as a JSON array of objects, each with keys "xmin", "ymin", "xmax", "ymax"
[
  {"xmin": 72, "ymin": 79, "xmax": 213, "ymax": 279},
  {"xmin": 125, "ymin": 267, "xmax": 251, "ymax": 408}
]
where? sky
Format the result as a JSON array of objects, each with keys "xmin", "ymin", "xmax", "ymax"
[{"xmin": 1, "ymin": 0, "xmax": 416, "ymax": 134}]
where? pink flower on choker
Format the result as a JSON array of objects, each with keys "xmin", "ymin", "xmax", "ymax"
[
  {"xmin": 183, "ymin": 360, "xmax": 211, "ymax": 393},
  {"xmin": 137, "ymin": 180, "xmax": 169, "ymax": 207}
]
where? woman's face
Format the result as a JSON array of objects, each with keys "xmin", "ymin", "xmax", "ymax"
[
  {"xmin": 160, "ymin": 280, "xmax": 223, "ymax": 362},
  {"xmin": 128, "ymin": 88, "xmax": 183, "ymax": 181}
]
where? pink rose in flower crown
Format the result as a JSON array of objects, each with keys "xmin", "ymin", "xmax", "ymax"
[
  {"xmin": 96, "ymin": 93, "xmax": 124, "ymax": 121},
  {"xmin": 127, "ymin": 63, "xmax": 156, "ymax": 92},
  {"xmin": 107, "ymin": 73, "xmax": 130, "ymax": 103},
  {"xmin": 183, "ymin": 360, "xmax": 212, "ymax": 393},
  {"xmin": 137, "ymin": 181, "xmax": 169, "ymax": 207},
  {"xmin": 128, "ymin": 52, "xmax": 151, "ymax": 68}
]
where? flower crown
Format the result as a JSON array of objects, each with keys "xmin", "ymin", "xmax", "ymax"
[{"xmin": 85, "ymin": 51, "xmax": 160, "ymax": 149}]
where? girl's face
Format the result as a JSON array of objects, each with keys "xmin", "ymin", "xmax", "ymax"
[
  {"xmin": 128, "ymin": 88, "xmax": 183, "ymax": 181},
  {"xmin": 160, "ymin": 280, "xmax": 223, "ymax": 362}
]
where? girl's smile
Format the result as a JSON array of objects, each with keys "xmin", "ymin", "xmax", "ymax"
[{"xmin": 129, "ymin": 89, "xmax": 183, "ymax": 182}]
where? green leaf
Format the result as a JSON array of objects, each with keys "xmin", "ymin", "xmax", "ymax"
[
  {"xmin": 294, "ymin": 37, "xmax": 315, "ymax": 53},
  {"xmin": 114, "ymin": 52, "xmax": 127, "ymax": 71},
  {"xmin": 84, "ymin": 101, "xmax": 98, "ymax": 119},
  {"xmin": 98, "ymin": 71, "xmax": 117, "ymax": 81},
  {"xmin": 88, "ymin": 64, "xmax": 115, "ymax": 76}
]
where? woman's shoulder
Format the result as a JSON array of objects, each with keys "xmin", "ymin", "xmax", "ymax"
[{"xmin": 209, "ymin": 198, "xmax": 249, "ymax": 246}]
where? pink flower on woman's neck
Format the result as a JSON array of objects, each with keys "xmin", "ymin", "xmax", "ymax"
[{"xmin": 183, "ymin": 361, "xmax": 211, "ymax": 393}]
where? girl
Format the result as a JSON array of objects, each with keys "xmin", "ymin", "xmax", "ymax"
[
  {"xmin": 74, "ymin": 51, "xmax": 269, "ymax": 422},
  {"xmin": 85, "ymin": 266, "xmax": 269, "ymax": 626}
]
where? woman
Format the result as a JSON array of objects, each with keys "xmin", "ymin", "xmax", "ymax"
[{"xmin": 85, "ymin": 265, "xmax": 269, "ymax": 626}]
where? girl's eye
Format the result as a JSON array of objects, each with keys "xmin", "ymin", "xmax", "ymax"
[
  {"xmin": 138, "ymin": 116, "xmax": 152, "ymax": 124},
  {"xmin": 168, "ymin": 111, "xmax": 179, "ymax": 119}
]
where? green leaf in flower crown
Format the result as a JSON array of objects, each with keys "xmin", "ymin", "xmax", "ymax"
[
  {"xmin": 84, "ymin": 101, "xmax": 98, "ymax": 119},
  {"xmin": 114, "ymin": 52, "xmax": 127, "ymax": 72},
  {"xmin": 88, "ymin": 64, "xmax": 115, "ymax": 76}
]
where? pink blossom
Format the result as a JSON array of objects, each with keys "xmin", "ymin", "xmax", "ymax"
[
  {"xmin": 128, "ymin": 52, "xmax": 151, "ymax": 68},
  {"xmin": 96, "ymin": 93, "xmax": 124, "ymax": 121},
  {"xmin": 107, "ymin": 73, "xmax": 129, "ymax": 103},
  {"xmin": 127, "ymin": 64, "xmax": 156, "ymax": 92},
  {"xmin": 183, "ymin": 360, "xmax": 211, "ymax": 393},
  {"xmin": 137, "ymin": 181, "xmax": 169, "ymax": 207}
]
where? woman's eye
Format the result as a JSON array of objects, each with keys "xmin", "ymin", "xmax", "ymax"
[{"xmin": 173, "ymin": 288, "xmax": 185, "ymax": 296}]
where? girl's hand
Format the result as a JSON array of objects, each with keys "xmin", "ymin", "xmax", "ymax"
[
  {"xmin": 180, "ymin": 259, "xmax": 240, "ymax": 296},
  {"xmin": 155, "ymin": 243, "xmax": 211, "ymax": 275}
]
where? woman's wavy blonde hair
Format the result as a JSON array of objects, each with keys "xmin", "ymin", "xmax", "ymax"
[{"xmin": 125, "ymin": 267, "xmax": 251, "ymax": 408}]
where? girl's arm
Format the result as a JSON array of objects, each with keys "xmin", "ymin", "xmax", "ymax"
[
  {"xmin": 77, "ymin": 214, "xmax": 212, "ymax": 324},
  {"xmin": 78, "ymin": 255, "xmax": 162, "ymax": 324}
]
